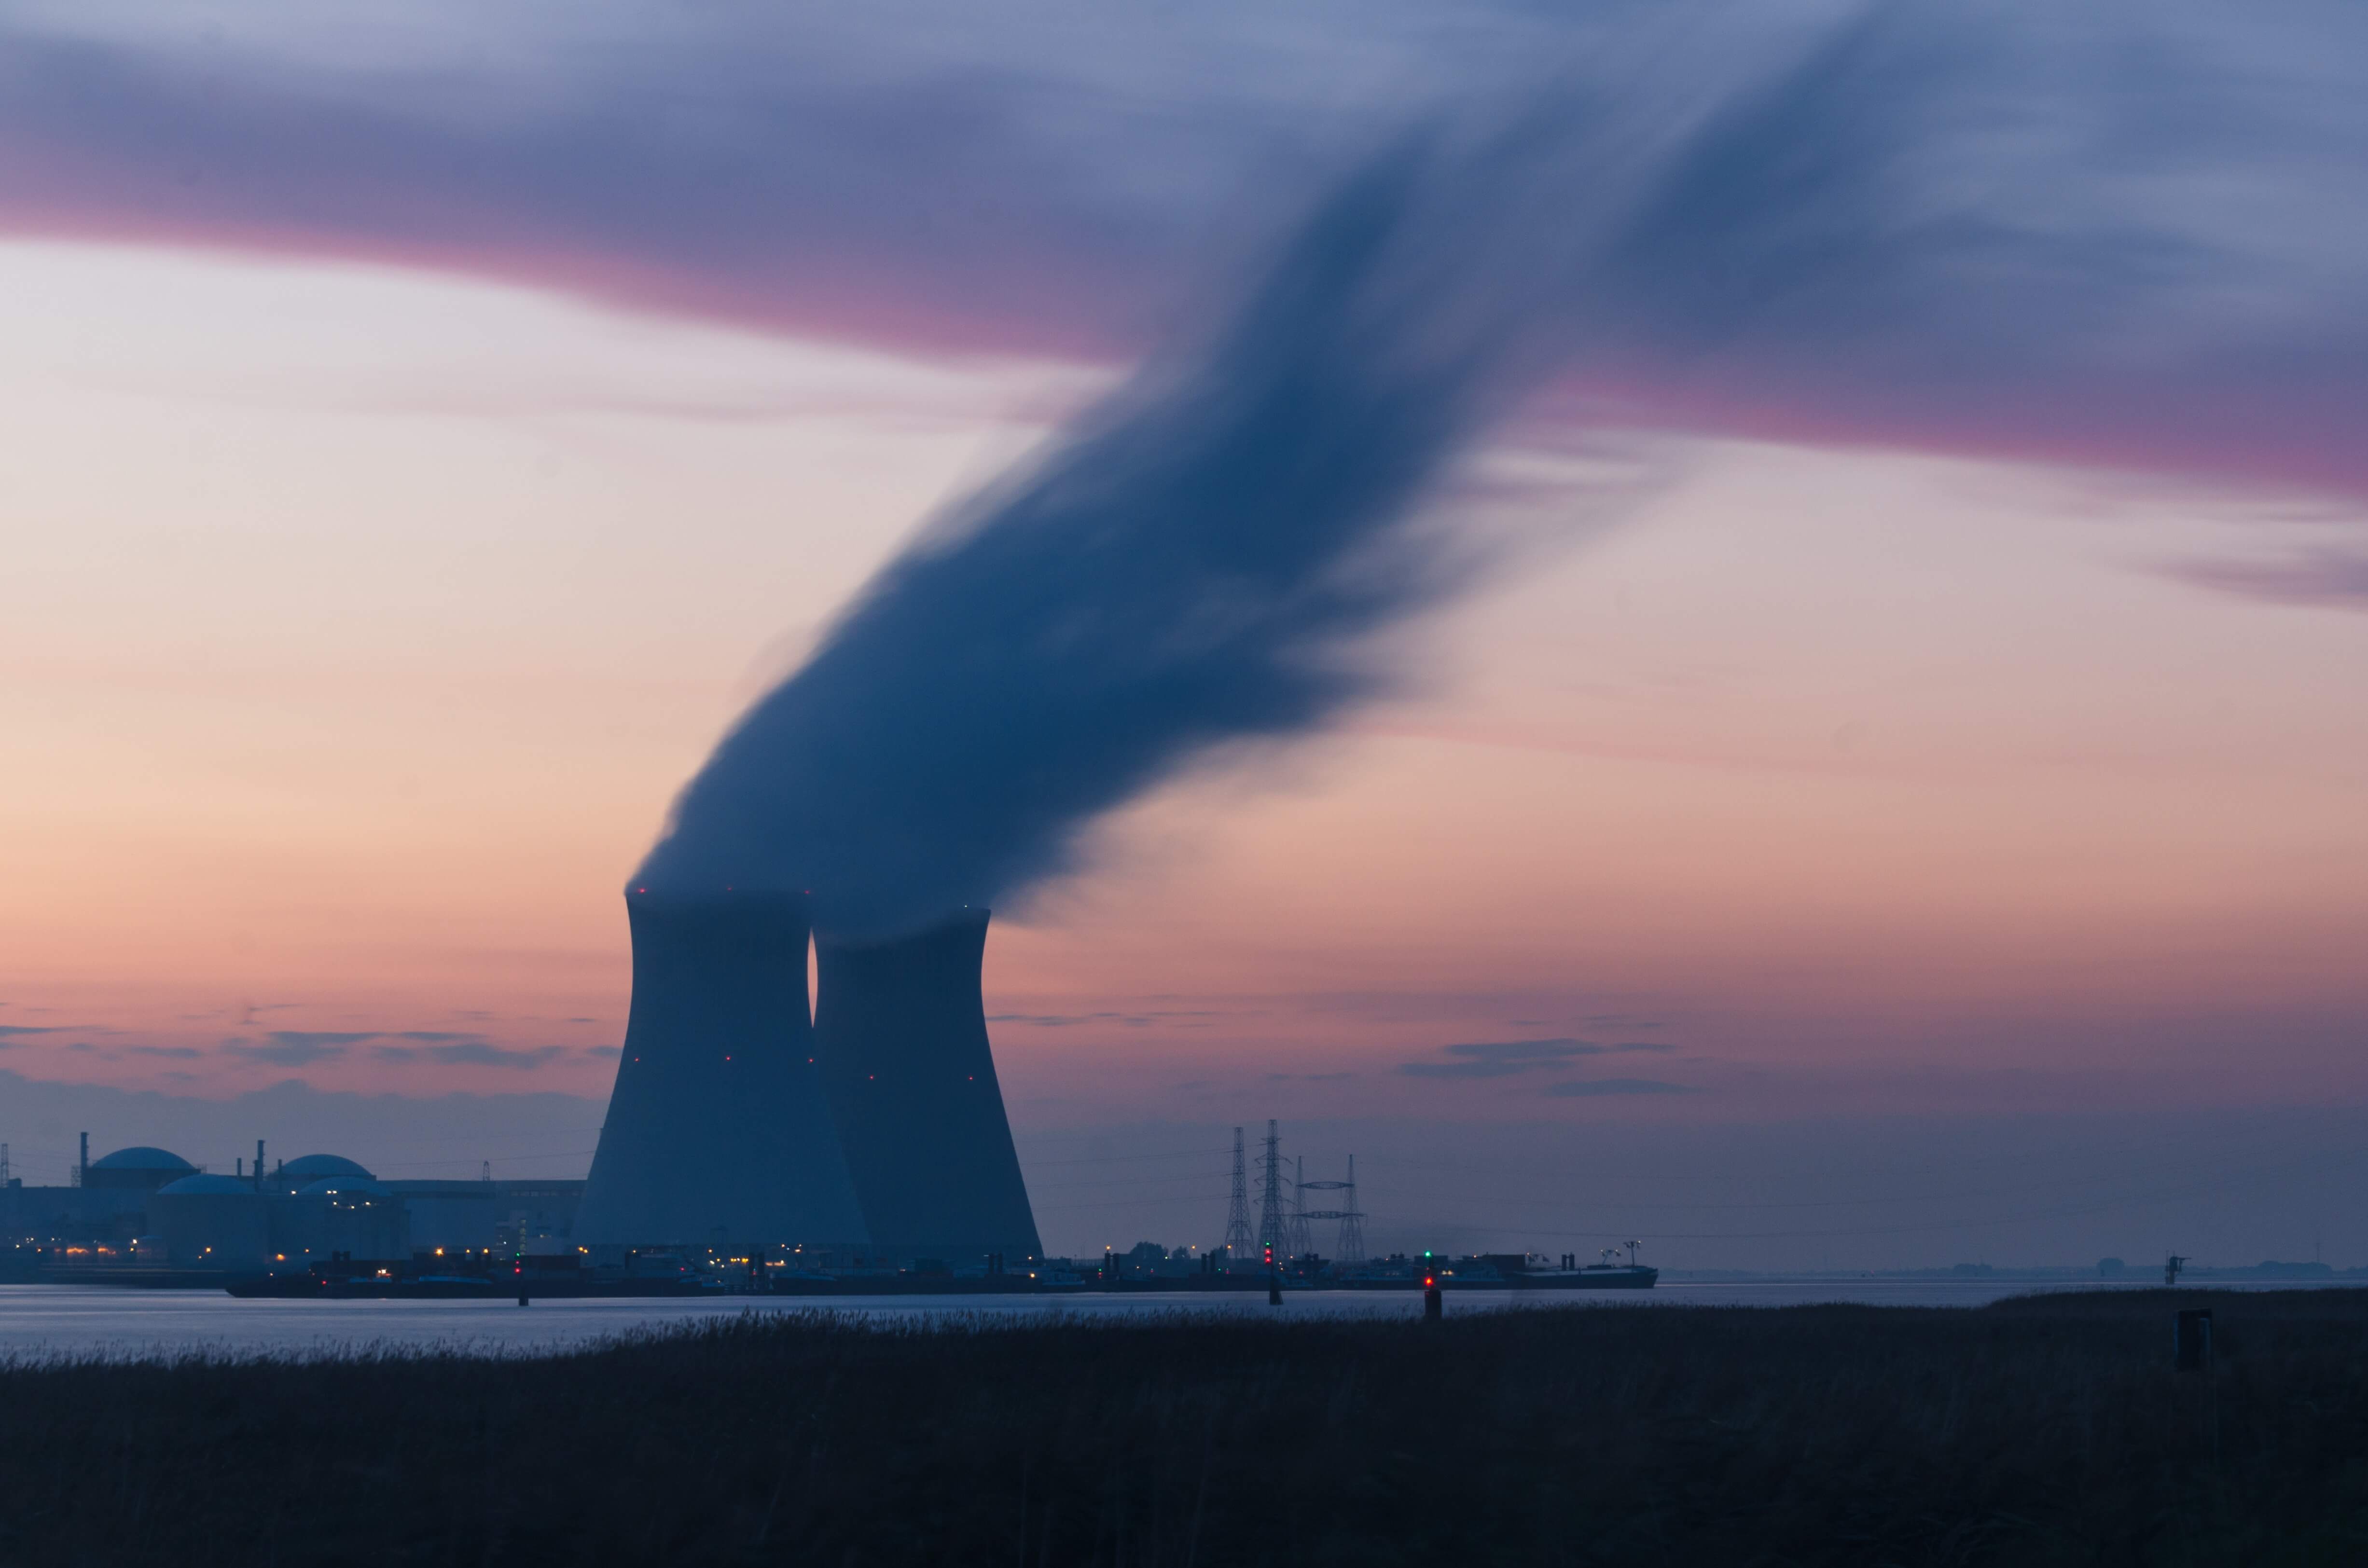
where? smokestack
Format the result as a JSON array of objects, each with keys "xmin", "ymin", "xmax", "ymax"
[
  {"xmin": 577, "ymin": 890, "xmax": 868, "ymax": 1247},
  {"xmin": 812, "ymin": 909, "xmax": 1040, "ymax": 1264}
]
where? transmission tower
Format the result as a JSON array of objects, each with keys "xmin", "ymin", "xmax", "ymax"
[
  {"xmin": 1222, "ymin": 1127, "xmax": 1254, "ymax": 1261},
  {"xmin": 1255, "ymin": 1120, "xmax": 1287, "ymax": 1265},
  {"xmin": 1286, "ymin": 1155, "xmax": 1313, "ymax": 1260},
  {"xmin": 1339, "ymin": 1155, "xmax": 1365, "ymax": 1264},
  {"xmin": 1295, "ymin": 1154, "xmax": 1367, "ymax": 1265}
]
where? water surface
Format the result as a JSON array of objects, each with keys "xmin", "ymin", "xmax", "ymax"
[{"xmin": 5, "ymin": 1276, "xmax": 2324, "ymax": 1360}]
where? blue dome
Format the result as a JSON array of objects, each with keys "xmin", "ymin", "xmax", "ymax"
[
  {"xmin": 90, "ymin": 1146, "xmax": 196, "ymax": 1172},
  {"xmin": 278, "ymin": 1154, "xmax": 374, "ymax": 1181},
  {"xmin": 157, "ymin": 1174, "xmax": 262, "ymax": 1196}
]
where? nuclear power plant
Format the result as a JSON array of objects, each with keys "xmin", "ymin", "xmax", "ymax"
[
  {"xmin": 576, "ymin": 893, "xmax": 1041, "ymax": 1265},
  {"xmin": 575, "ymin": 890, "xmax": 868, "ymax": 1250},
  {"xmin": 813, "ymin": 910, "xmax": 1040, "ymax": 1265}
]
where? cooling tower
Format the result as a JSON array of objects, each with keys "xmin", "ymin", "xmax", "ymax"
[
  {"xmin": 812, "ymin": 909, "xmax": 1041, "ymax": 1265},
  {"xmin": 576, "ymin": 889, "xmax": 868, "ymax": 1247}
]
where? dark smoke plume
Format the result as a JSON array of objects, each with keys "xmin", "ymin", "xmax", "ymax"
[{"xmin": 635, "ymin": 142, "xmax": 1566, "ymax": 935}]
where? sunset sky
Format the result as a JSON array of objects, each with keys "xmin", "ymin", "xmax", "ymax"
[{"xmin": 3, "ymin": 2, "xmax": 2363, "ymax": 1263}]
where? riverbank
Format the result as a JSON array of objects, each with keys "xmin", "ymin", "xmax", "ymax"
[{"xmin": 3, "ymin": 1288, "xmax": 2363, "ymax": 1565}]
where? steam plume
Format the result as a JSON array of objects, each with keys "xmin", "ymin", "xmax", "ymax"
[
  {"xmin": 635, "ymin": 143, "xmax": 1560, "ymax": 934},
  {"xmin": 623, "ymin": 4, "xmax": 2368, "ymax": 931}
]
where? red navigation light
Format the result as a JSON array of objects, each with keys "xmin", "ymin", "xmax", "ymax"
[{"xmin": 1422, "ymin": 1275, "xmax": 1436, "ymax": 1289}]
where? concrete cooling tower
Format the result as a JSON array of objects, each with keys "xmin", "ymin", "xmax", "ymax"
[
  {"xmin": 813, "ymin": 909, "xmax": 1042, "ymax": 1265},
  {"xmin": 577, "ymin": 890, "xmax": 868, "ymax": 1248}
]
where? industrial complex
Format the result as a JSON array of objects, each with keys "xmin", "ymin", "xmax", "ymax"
[
  {"xmin": 4, "ymin": 888, "xmax": 1049, "ymax": 1287},
  {"xmin": 4, "ymin": 894, "xmax": 1651, "ymax": 1293},
  {"xmin": 575, "ymin": 891, "xmax": 1039, "ymax": 1268},
  {"xmin": 0, "ymin": 1136, "xmax": 583, "ymax": 1279}
]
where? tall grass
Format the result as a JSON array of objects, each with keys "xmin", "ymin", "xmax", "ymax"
[{"xmin": 2, "ymin": 1289, "xmax": 2364, "ymax": 1565}]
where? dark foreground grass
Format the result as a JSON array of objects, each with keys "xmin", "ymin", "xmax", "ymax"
[{"xmin": 5, "ymin": 1290, "xmax": 2368, "ymax": 1567}]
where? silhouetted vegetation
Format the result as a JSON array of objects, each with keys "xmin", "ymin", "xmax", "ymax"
[{"xmin": 4, "ymin": 1289, "xmax": 2367, "ymax": 1565}]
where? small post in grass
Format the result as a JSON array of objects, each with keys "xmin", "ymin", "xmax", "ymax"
[{"xmin": 2174, "ymin": 1307, "xmax": 2213, "ymax": 1371}]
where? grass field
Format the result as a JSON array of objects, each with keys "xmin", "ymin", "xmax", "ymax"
[{"xmin": 3, "ymin": 1288, "xmax": 2365, "ymax": 1566}]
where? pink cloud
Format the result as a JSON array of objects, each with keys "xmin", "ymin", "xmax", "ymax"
[{"xmin": 1, "ymin": 4, "xmax": 2363, "ymax": 498}]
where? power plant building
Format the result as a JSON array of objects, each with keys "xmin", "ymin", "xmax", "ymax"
[
  {"xmin": 813, "ymin": 910, "xmax": 1040, "ymax": 1265},
  {"xmin": 151, "ymin": 1174, "xmax": 272, "ymax": 1268},
  {"xmin": 576, "ymin": 890, "xmax": 868, "ymax": 1249},
  {"xmin": 5, "ymin": 1143, "xmax": 582, "ymax": 1276},
  {"xmin": 14, "ymin": 883, "xmax": 1049, "ymax": 1273},
  {"xmin": 576, "ymin": 893, "xmax": 1041, "ymax": 1265}
]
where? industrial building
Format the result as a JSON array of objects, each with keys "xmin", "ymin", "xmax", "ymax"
[
  {"xmin": 812, "ymin": 909, "xmax": 1040, "ymax": 1265},
  {"xmin": 1, "ymin": 1140, "xmax": 582, "ymax": 1277},
  {"xmin": 13, "ymin": 887, "xmax": 1045, "ymax": 1275},
  {"xmin": 575, "ymin": 889, "xmax": 868, "ymax": 1249},
  {"xmin": 577, "ymin": 892, "xmax": 1041, "ymax": 1266},
  {"xmin": 0, "ymin": 1139, "xmax": 194, "ymax": 1249}
]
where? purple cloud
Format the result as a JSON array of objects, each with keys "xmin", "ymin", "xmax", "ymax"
[
  {"xmin": 2163, "ymin": 548, "xmax": 2368, "ymax": 611},
  {"xmin": 369, "ymin": 1041, "xmax": 570, "ymax": 1070},
  {"xmin": 218, "ymin": 1030, "xmax": 573, "ymax": 1069},
  {"xmin": 0, "ymin": 3, "xmax": 2362, "ymax": 496},
  {"xmin": 221, "ymin": 1031, "xmax": 375, "ymax": 1066},
  {"xmin": 1402, "ymin": 1038, "xmax": 1671, "ymax": 1079}
]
